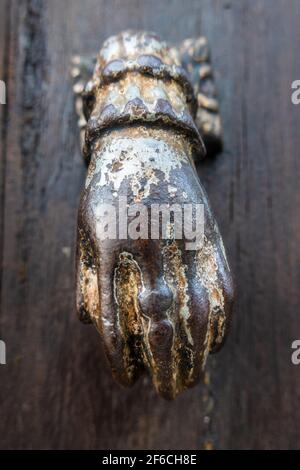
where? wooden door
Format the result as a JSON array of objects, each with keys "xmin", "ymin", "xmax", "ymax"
[{"xmin": 1, "ymin": 0, "xmax": 300, "ymax": 449}]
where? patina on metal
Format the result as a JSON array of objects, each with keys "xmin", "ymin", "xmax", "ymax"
[{"xmin": 72, "ymin": 31, "xmax": 234, "ymax": 400}]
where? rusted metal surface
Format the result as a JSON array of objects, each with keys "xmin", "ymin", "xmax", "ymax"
[
  {"xmin": 74, "ymin": 31, "xmax": 234, "ymax": 400},
  {"xmin": 179, "ymin": 37, "xmax": 223, "ymax": 155}
]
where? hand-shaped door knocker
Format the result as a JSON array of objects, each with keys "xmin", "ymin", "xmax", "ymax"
[{"xmin": 72, "ymin": 31, "xmax": 234, "ymax": 399}]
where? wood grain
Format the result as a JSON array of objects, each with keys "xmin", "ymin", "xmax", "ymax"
[{"xmin": 1, "ymin": 0, "xmax": 300, "ymax": 449}]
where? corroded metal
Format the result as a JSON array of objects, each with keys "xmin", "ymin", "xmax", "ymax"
[
  {"xmin": 72, "ymin": 31, "xmax": 234, "ymax": 400},
  {"xmin": 179, "ymin": 36, "xmax": 223, "ymax": 155}
]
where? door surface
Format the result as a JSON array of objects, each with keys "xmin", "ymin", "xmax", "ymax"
[{"xmin": 1, "ymin": 0, "xmax": 300, "ymax": 450}]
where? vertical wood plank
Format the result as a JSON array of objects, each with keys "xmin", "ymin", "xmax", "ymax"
[{"xmin": 1, "ymin": 0, "xmax": 300, "ymax": 450}]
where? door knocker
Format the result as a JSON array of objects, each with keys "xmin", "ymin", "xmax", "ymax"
[{"xmin": 71, "ymin": 31, "xmax": 234, "ymax": 400}]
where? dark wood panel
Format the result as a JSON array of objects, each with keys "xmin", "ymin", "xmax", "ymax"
[{"xmin": 1, "ymin": 0, "xmax": 300, "ymax": 450}]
